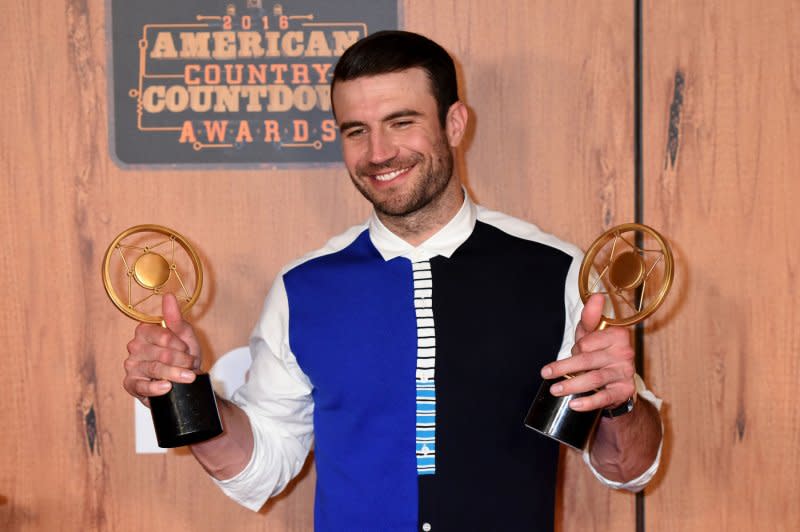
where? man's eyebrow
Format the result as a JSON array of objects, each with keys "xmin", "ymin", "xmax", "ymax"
[
  {"xmin": 338, "ymin": 120, "xmax": 366, "ymax": 132},
  {"xmin": 338, "ymin": 109, "xmax": 424, "ymax": 132},
  {"xmin": 383, "ymin": 109, "xmax": 423, "ymax": 122}
]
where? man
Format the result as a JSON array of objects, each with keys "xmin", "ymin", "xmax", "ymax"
[{"xmin": 124, "ymin": 31, "xmax": 662, "ymax": 531}]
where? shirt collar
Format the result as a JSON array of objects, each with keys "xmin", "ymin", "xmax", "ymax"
[{"xmin": 368, "ymin": 190, "xmax": 478, "ymax": 262}]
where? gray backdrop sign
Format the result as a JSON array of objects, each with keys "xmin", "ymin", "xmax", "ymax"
[{"xmin": 109, "ymin": 0, "xmax": 398, "ymax": 166}]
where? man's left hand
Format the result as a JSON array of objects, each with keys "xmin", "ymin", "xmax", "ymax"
[{"xmin": 540, "ymin": 293, "xmax": 635, "ymax": 412}]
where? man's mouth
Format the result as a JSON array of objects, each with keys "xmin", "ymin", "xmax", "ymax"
[{"xmin": 371, "ymin": 166, "xmax": 412, "ymax": 182}]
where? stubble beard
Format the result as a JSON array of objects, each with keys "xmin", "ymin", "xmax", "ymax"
[{"xmin": 350, "ymin": 134, "xmax": 455, "ymax": 220}]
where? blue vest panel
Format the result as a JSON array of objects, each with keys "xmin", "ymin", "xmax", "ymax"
[{"xmin": 284, "ymin": 230, "xmax": 419, "ymax": 531}]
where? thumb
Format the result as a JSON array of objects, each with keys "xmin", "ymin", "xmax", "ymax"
[
  {"xmin": 162, "ymin": 292, "xmax": 184, "ymax": 329},
  {"xmin": 162, "ymin": 293, "xmax": 200, "ymax": 358},
  {"xmin": 576, "ymin": 293, "xmax": 605, "ymax": 340}
]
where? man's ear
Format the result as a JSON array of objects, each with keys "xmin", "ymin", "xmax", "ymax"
[{"xmin": 445, "ymin": 101, "xmax": 469, "ymax": 147}]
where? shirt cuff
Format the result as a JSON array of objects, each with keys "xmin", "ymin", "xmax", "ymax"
[
  {"xmin": 210, "ymin": 406, "xmax": 312, "ymax": 512},
  {"xmin": 582, "ymin": 375, "xmax": 663, "ymax": 492},
  {"xmin": 212, "ymin": 436, "xmax": 266, "ymax": 512},
  {"xmin": 211, "ymin": 412, "xmax": 269, "ymax": 512}
]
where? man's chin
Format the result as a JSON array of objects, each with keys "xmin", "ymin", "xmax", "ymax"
[
  {"xmin": 373, "ymin": 195, "xmax": 428, "ymax": 218},
  {"xmin": 352, "ymin": 182, "xmax": 414, "ymax": 215}
]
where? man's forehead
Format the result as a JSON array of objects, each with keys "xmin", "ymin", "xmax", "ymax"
[
  {"xmin": 332, "ymin": 68, "xmax": 436, "ymax": 120},
  {"xmin": 334, "ymin": 67, "xmax": 432, "ymax": 92}
]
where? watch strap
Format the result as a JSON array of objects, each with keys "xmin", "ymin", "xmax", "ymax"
[{"xmin": 601, "ymin": 396, "xmax": 635, "ymax": 418}]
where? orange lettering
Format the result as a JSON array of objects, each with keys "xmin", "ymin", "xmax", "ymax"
[
  {"xmin": 247, "ymin": 64, "xmax": 267, "ymax": 84},
  {"xmin": 178, "ymin": 120, "xmax": 197, "ymax": 143},
  {"xmin": 184, "ymin": 65, "xmax": 201, "ymax": 85},
  {"xmin": 263, "ymin": 120, "xmax": 281, "ymax": 142},
  {"xmin": 291, "ymin": 64, "xmax": 310, "ymax": 84},
  {"xmin": 311, "ymin": 63, "xmax": 332, "ymax": 84},
  {"xmin": 235, "ymin": 121, "xmax": 253, "ymax": 143},
  {"xmin": 203, "ymin": 120, "xmax": 228, "ymax": 142},
  {"xmin": 321, "ymin": 119, "xmax": 337, "ymax": 142},
  {"xmin": 270, "ymin": 64, "xmax": 288, "ymax": 84},
  {"xmin": 224, "ymin": 64, "xmax": 243, "ymax": 85},
  {"xmin": 292, "ymin": 120, "xmax": 308, "ymax": 141}
]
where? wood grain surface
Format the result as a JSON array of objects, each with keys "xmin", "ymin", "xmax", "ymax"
[
  {"xmin": 1, "ymin": 1, "xmax": 654, "ymax": 530},
  {"xmin": 643, "ymin": 1, "xmax": 800, "ymax": 531}
]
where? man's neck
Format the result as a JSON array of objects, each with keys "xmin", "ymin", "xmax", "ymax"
[{"xmin": 376, "ymin": 181, "xmax": 465, "ymax": 246}]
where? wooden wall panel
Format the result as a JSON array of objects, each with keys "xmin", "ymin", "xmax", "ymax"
[
  {"xmin": 1, "ymin": 1, "xmax": 634, "ymax": 530},
  {"xmin": 643, "ymin": 1, "xmax": 800, "ymax": 530}
]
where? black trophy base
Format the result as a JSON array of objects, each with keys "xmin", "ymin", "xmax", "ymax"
[
  {"xmin": 149, "ymin": 373, "xmax": 223, "ymax": 448},
  {"xmin": 524, "ymin": 376, "xmax": 601, "ymax": 450}
]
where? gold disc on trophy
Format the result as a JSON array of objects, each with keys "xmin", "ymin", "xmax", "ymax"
[
  {"xmin": 102, "ymin": 224, "xmax": 203, "ymax": 323},
  {"xmin": 609, "ymin": 251, "xmax": 646, "ymax": 290},
  {"xmin": 578, "ymin": 223, "xmax": 674, "ymax": 327},
  {"xmin": 133, "ymin": 252, "xmax": 171, "ymax": 289}
]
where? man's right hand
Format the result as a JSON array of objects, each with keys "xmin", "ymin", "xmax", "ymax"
[{"xmin": 123, "ymin": 293, "xmax": 202, "ymax": 406}]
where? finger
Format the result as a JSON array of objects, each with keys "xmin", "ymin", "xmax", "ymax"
[
  {"xmin": 123, "ymin": 374, "xmax": 172, "ymax": 399},
  {"xmin": 549, "ymin": 366, "xmax": 632, "ymax": 398},
  {"xmin": 576, "ymin": 293, "xmax": 606, "ymax": 340},
  {"xmin": 542, "ymin": 350, "xmax": 618, "ymax": 379},
  {"xmin": 567, "ymin": 381, "xmax": 635, "ymax": 412},
  {"xmin": 125, "ymin": 354, "xmax": 198, "ymax": 383},
  {"xmin": 162, "ymin": 293, "xmax": 201, "ymax": 358},
  {"xmin": 126, "ymin": 341, "xmax": 199, "ymax": 374},
  {"xmin": 135, "ymin": 322, "xmax": 189, "ymax": 352},
  {"xmin": 571, "ymin": 328, "xmax": 633, "ymax": 360}
]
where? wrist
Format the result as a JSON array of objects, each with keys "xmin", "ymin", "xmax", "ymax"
[{"xmin": 602, "ymin": 394, "xmax": 636, "ymax": 418}]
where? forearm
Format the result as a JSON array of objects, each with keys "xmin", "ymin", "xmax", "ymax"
[
  {"xmin": 190, "ymin": 397, "xmax": 255, "ymax": 480},
  {"xmin": 589, "ymin": 397, "xmax": 662, "ymax": 483}
]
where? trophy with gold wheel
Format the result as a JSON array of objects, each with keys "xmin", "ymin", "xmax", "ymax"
[
  {"xmin": 102, "ymin": 224, "xmax": 222, "ymax": 448},
  {"xmin": 525, "ymin": 223, "xmax": 674, "ymax": 449}
]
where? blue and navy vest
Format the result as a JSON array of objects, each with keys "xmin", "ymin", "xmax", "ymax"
[{"xmin": 283, "ymin": 220, "xmax": 571, "ymax": 531}]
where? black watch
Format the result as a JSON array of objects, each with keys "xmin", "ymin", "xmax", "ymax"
[{"xmin": 601, "ymin": 396, "xmax": 635, "ymax": 418}]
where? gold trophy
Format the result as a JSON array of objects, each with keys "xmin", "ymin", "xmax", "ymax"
[
  {"xmin": 102, "ymin": 224, "xmax": 223, "ymax": 448},
  {"xmin": 525, "ymin": 223, "xmax": 674, "ymax": 449}
]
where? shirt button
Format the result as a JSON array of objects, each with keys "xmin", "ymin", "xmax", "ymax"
[{"xmin": 422, "ymin": 523, "xmax": 432, "ymax": 532}]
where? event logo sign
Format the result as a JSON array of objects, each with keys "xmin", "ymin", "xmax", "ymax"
[{"xmin": 109, "ymin": 1, "xmax": 398, "ymax": 166}]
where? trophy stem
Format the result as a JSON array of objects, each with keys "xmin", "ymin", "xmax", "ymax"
[{"xmin": 149, "ymin": 373, "xmax": 223, "ymax": 448}]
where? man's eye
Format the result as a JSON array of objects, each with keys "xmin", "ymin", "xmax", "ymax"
[
  {"xmin": 392, "ymin": 120, "xmax": 413, "ymax": 128},
  {"xmin": 345, "ymin": 129, "xmax": 366, "ymax": 138}
]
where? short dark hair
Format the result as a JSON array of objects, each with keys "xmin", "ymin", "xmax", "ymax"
[{"xmin": 331, "ymin": 30, "xmax": 459, "ymax": 126}]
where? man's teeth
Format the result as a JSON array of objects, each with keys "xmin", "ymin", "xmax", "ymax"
[{"xmin": 373, "ymin": 167, "xmax": 409, "ymax": 181}]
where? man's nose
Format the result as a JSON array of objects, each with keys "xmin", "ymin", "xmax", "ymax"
[{"xmin": 367, "ymin": 130, "xmax": 397, "ymax": 163}]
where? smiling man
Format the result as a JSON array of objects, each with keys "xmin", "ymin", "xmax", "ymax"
[
  {"xmin": 334, "ymin": 66, "xmax": 466, "ymax": 245},
  {"xmin": 124, "ymin": 31, "xmax": 663, "ymax": 531}
]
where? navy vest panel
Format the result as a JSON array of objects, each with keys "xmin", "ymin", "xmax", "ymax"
[
  {"xmin": 417, "ymin": 221, "xmax": 571, "ymax": 532},
  {"xmin": 284, "ymin": 230, "xmax": 419, "ymax": 531}
]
